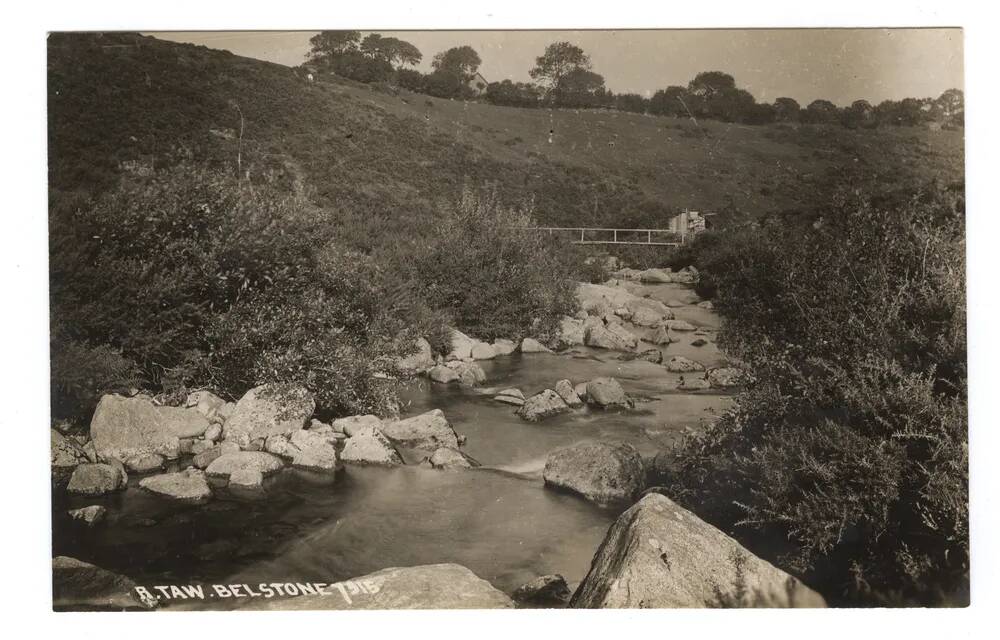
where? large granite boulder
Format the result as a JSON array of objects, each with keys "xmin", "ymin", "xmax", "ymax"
[
  {"xmin": 542, "ymin": 441, "xmax": 644, "ymax": 505},
  {"xmin": 586, "ymin": 377, "xmax": 633, "ymax": 409},
  {"xmin": 576, "ymin": 282, "xmax": 640, "ymax": 315},
  {"xmin": 222, "ymin": 384, "xmax": 315, "ymax": 449},
  {"xmin": 397, "ymin": 337, "xmax": 435, "ymax": 374},
  {"xmin": 192, "ymin": 441, "xmax": 240, "ymax": 469},
  {"xmin": 380, "ymin": 409, "xmax": 459, "ymax": 451},
  {"xmin": 585, "ymin": 324, "xmax": 638, "ymax": 351},
  {"xmin": 516, "ymin": 389, "xmax": 570, "ymax": 421},
  {"xmin": 341, "ymin": 425, "xmax": 404, "ymax": 465},
  {"xmin": 557, "ymin": 316, "xmax": 586, "ymax": 347},
  {"xmin": 67, "ymin": 462, "xmax": 127, "ymax": 496},
  {"xmin": 665, "ymin": 319, "xmax": 697, "ymax": 332},
  {"xmin": 288, "ymin": 429, "xmax": 341, "ymax": 473},
  {"xmin": 205, "ymin": 451, "xmax": 284, "ymax": 481},
  {"xmin": 90, "ymin": 395, "xmax": 211, "ymax": 461},
  {"xmin": 570, "ymin": 493, "xmax": 827, "ymax": 608},
  {"xmin": 447, "ymin": 329, "xmax": 476, "ymax": 360},
  {"xmin": 471, "ymin": 341, "xmax": 497, "ymax": 360},
  {"xmin": 125, "ymin": 453, "xmax": 165, "ymax": 474},
  {"xmin": 51, "ymin": 429, "xmax": 90, "ymax": 486},
  {"xmin": 492, "ymin": 339, "xmax": 517, "ymax": 356},
  {"xmin": 53, "ymin": 556, "xmax": 159, "ymax": 611},
  {"xmin": 254, "ymin": 564, "xmax": 514, "ymax": 610},
  {"xmin": 139, "ymin": 468, "xmax": 212, "ymax": 504}
]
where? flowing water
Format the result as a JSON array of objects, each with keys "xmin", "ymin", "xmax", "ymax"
[{"xmin": 51, "ymin": 282, "xmax": 734, "ymax": 609}]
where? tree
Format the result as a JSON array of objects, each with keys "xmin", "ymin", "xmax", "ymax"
[
  {"xmin": 484, "ymin": 80, "xmax": 541, "ymax": 108},
  {"xmin": 431, "ymin": 45, "xmax": 482, "ymax": 82},
  {"xmin": 529, "ymin": 42, "xmax": 592, "ymax": 94},
  {"xmin": 773, "ymin": 97, "xmax": 801, "ymax": 122},
  {"xmin": 307, "ymin": 31, "xmax": 361, "ymax": 64},
  {"xmin": 649, "ymin": 86, "xmax": 691, "ymax": 118},
  {"xmin": 842, "ymin": 99, "xmax": 876, "ymax": 129},
  {"xmin": 802, "ymin": 99, "xmax": 841, "ymax": 124},
  {"xmin": 935, "ymin": 89, "xmax": 964, "ymax": 127},
  {"xmin": 552, "ymin": 68, "xmax": 606, "ymax": 108},
  {"xmin": 615, "ymin": 93, "xmax": 648, "ymax": 114},
  {"xmin": 687, "ymin": 71, "xmax": 736, "ymax": 100},
  {"xmin": 360, "ymin": 34, "xmax": 422, "ymax": 68}
]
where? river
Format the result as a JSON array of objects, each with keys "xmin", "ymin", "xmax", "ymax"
[{"xmin": 51, "ymin": 281, "xmax": 734, "ymax": 609}]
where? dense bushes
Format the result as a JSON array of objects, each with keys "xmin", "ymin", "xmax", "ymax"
[
  {"xmin": 663, "ymin": 185, "xmax": 967, "ymax": 605},
  {"xmin": 402, "ymin": 188, "xmax": 581, "ymax": 341},
  {"xmin": 49, "ymin": 165, "xmax": 424, "ymax": 419}
]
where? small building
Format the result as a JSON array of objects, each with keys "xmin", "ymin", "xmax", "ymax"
[{"xmin": 467, "ymin": 72, "xmax": 489, "ymax": 96}]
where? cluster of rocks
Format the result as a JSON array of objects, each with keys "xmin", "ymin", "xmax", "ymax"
[
  {"xmin": 406, "ymin": 330, "xmax": 560, "ymax": 389},
  {"xmin": 557, "ymin": 281, "xmax": 705, "ymax": 354},
  {"xmin": 497, "ymin": 376, "xmax": 633, "ymax": 421},
  {"xmin": 611, "ymin": 265, "xmax": 701, "ymax": 285},
  {"xmin": 53, "ymin": 384, "xmax": 480, "ymax": 514},
  {"xmin": 674, "ymin": 365, "xmax": 745, "ymax": 391}
]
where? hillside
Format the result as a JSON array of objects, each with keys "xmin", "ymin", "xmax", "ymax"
[{"xmin": 48, "ymin": 32, "xmax": 964, "ymax": 242}]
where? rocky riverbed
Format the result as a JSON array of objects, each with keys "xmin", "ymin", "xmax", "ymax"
[{"xmin": 51, "ymin": 274, "xmax": 823, "ymax": 610}]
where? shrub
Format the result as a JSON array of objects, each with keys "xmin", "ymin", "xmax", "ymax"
[
  {"xmin": 663, "ymin": 185, "xmax": 967, "ymax": 605},
  {"xmin": 49, "ymin": 164, "xmax": 412, "ymax": 418},
  {"xmin": 403, "ymin": 187, "xmax": 581, "ymax": 341}
]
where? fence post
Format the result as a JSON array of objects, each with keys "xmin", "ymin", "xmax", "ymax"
[
  {"xmin": 647, "ymin": 230, "xmax": 651, "ymax": 244},
  {"xmin": 614, "ymin": 229, "xmax": 618, "ymax": 243}
]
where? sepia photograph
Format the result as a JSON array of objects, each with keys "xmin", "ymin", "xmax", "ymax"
[{"xmin": 31, "ymin": 6, "xmax": 979, "ymax": 620}]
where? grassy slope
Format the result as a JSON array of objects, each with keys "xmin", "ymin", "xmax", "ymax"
[{"xmin": 49, "ymin": 32, "xmax": 964, "ymax": 243}]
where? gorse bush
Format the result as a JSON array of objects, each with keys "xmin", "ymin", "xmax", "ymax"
[
  {"xmin": 403, "ymin": 187, "xmax": 581, "ymax": 342},
  {"xmin": 663, "ymin": 185, "xmax": 967, "ymax": 605}
]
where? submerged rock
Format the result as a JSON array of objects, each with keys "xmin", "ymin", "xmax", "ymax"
[
  {"xmin": 666, "ymin": 356, "xmax": 705, "ymax": 373},
  {"xmin": 586, "ymin": 377, "xmax": 632, "ymax": 409},
  {"xmin": 493, "ymin": 388, "xmax": 526, "ymax": 406},
  {"xmin": 254, "ymin": 564, "xmax": 514, "ymax": 610},
  {"xmin": 543, "ymin": 441, "xmax": 644, "ymax": 505},
  {"xmin": 67, "ymin": 462, "xmax": 127, "ymax": 497},
  {"xmin": 341, "ymin": 425, "xmax": 404, "ymax": 466},
  {"xmin": 513, "ymin": 574, "xmax": 572, "ymax": 605},
  {"xmin": 517, "ymin": 389, "xmax": 570, "ymax": 421},
  {"xmin": 53, "ymin": 556, "xmax": 159, "ymax": 611},
  {"xmin": 381, "ymin": 409, "xmax": 460, "ymax": 451},
  {"xmin": 427, "ymin": 447, "xmax": 480, "ymax": 469},
  {"xmin": 222, "ymin": 384, "xmax": 315, "ymax": 450},
  {"xmin": 570, "ymin": 493, "xmax": 826, "ymax": 608},
  {"xmin": 139, "ymin": 468, "xmax": 213, "ymax": 504},
  {"xmin": 68, "ymin": 505, "xmax": 106, "ymax": 526}
]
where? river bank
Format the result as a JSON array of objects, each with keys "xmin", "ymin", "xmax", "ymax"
[{"xmin": 52, "ymin": 277, "xmax": 794, "ymax": 610}]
